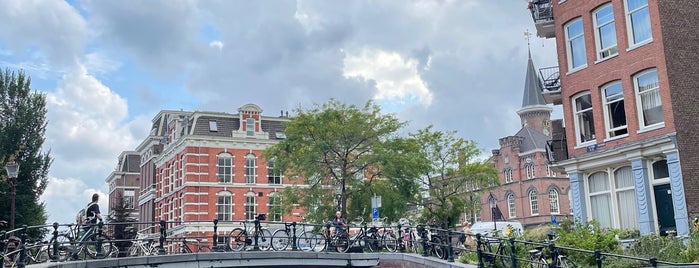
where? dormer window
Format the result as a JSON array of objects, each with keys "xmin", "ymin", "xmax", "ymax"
[
  {"xmin": 246, "ymin": 118, "xmax": 255, "ymax": 136},
  {"xmin": 209, "ymin": 120, "xmax": 218, "ymax": 132}
]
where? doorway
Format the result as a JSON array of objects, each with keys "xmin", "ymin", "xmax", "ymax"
[{"xmin": 654, "ymin": 184, "xmax": 676, "ymax": 234}]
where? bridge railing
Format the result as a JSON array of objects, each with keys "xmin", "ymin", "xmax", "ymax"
[{"xmin": 2, "ymin": 219, "xmax": 697, "ymax": 267}]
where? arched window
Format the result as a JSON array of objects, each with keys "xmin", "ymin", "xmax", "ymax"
[
  {"xmin": 268, "ymin": 192, "xmax": 282, "ymax": 222},
  {"xmin": 549, "ymin": 189, "xmax": 560, "ymax": 214},
  {"xmin": 245, "ymin": 154, "xmax": 257, "ymax": 184},
  {"xmin": 529, "ymin": 190, "xmax": 539, "ymax": 215},
  {"xmin": 504, "ymin": 168, "xmax": 513, "ymax": 183},
  {"xmin": 217, "ymin": 153, "xmax": 233, "ymax": 183},
  {"xmin": 245, "ymin": 191, "xmax": 257, "ymax": 221},
  {"xmin": 507, "ymin": 194, "xmax": 516, "ymax": 219},
  {"xmin": 526, "ymin": 164, "xmax": 536, "ymax": 179},
  {"xmin": 217, "ymin": 191, "xmax": 232, "ymax": 221}
]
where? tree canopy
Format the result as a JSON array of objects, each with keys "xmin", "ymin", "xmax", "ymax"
[
  {"xmin": 412, "ymin": 126, "xmax": 498, "ymax": 228},
  {"xmin": 263, "ymin": 99, "xmax": 423, "ymax": 223},
  {"xmin": 0, "ymin": 68, "xmax": 52, "ymax": 235}
]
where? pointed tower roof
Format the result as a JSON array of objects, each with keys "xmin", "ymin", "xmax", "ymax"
[{"xmin": 521, "ymin": 50, "xmax": 547, "ymax": 108}]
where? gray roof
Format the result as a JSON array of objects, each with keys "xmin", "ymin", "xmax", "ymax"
[
  {"xmin": 192, "ymin": 115, "xmax": 287, "ymax": 140},
  {"xmin": 514, "ymin": 125, "xmax": 549, "ymax": 152},
  {"xmin": 521, "ymin": 52, "xmax": 547, "ymax": 108}
]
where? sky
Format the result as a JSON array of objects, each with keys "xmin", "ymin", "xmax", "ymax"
[{"xmin": 0, "ymin": 0, "xmax": 559, "ymax": 225}]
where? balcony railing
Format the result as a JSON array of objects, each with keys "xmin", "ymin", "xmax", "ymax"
[
  {"xmin": 546, "ymin": 138, "xmax": 569, "ymax": 164},
  {"xmin": 528, "ymin": 0, "xmax": 555, "ymax": 38},
  {"xmin": 539, "ymin": 66, "xmax": 561, "ymax": 104}
]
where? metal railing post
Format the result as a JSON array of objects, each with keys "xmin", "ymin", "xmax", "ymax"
[
  {"xmin": 397, "ymin": 224, "xmax": 403, "ymax": 253},
  {"xmin": 548, "ymin": 242, "xmax": 557, "ymax": 268},
  {"xmin": 419, "ymin": 225, "xmax": 428, "ymax": 257},
  {"xmin": 252, "ymin": 219, "xmax": 260, "ymax": 251},
  {"xmin": 594, "ymin": 249, "xmax": 602, "ymax": 268},
  {"xmin": 158, "ymin": 220, "xmax": 167, "ymax": 255},
  {"xmin": 447, "ymin": 229, "xmax": 454, "ymax": 262},
  {"xmin": 476, "ymin": 233, "xmax": 484, "ymax": 268},
  {"xmin": 95, "ymin": 221, "xmax": 105, "ymax": 258},
  {"xmin": 325, "ymin": 222, "xmax": 331, "ymax": 253},
  {"xmin": 213, "ymin": 219, "xmax": 219, "ymax": 251},
  {"xmin": 18, "ymin": 225, "xmax": 28, "ymax": 268},
  {"xmin": 509, "ymin": 237, "xmax": 517, "ymax": 268},
  {"xmin": 291, "ymin": 222, "xmax": 298, "ymax": 251},
  {"xmin": 51, "ymin": 222, "xmax": 59, "ymax": 261},
  {"xmin": 649, "ymin": 257, "xmax": 658, "ymax": 267}
]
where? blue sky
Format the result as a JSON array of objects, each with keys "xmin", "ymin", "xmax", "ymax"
[{"xmin": 0, "ymin": 0, "xmax": 558, "ymax": 225}]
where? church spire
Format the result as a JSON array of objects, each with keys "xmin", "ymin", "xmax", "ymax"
[{"xmin": 518, "ymin": 30, "xmax": 552, "ymax": 135}]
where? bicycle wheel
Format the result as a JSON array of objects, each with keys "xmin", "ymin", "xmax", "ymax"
[
  {"xmin": 313, "ymin": 232, "xmax": 327, "ymax": 252},
  {"xmin": 271, "ymin": 229, "xmax": 290, "ymax": 251},
  {"xmin": 383, "ymin": 232, "xmax": 398, "ymax": 252},
  {"xmin": 47, "ymin": 234, "xmax": 73, "ymax": 261},
  {"xmin": 128, "ymin": 244, "xmax": 143, "ymax": 256},
  {"xmin": 431, "ymin": 237, "xmax": 445, "ymax": 260},
  {"xmin": 335, "ymin": 235, "xmax": 351, "ymax": 253},
  {"xmin": 498, "ymin": 243, "xmax": 514, "ymax": 268},
  {"xmin": 257, "ymin": 229, "xmax": 273, "ymax": 251},
  {"xmin": 84, "ymin": 233, "xmax": 113, "ymax": 259},
  {"xmin": 228, "ymin": 228, "xmax": 247, "ymax": 252},
  {"xmin": 366, "ymin": 234, "xmax": 380, "ymax": 252},
  {"xmin": 558, "ymin": 256, "xmax": 578, "ymax": 268},
  {"xmin": 297, "ymin": 231, "xmax": 315, "ymax": 252},
  {"xmin": 107, "ymin": 245, "xmax": 119, "ymax": 258},
  {"xmin": 197, "ymin": 246, "xmax": 211, "ymax": 253}
]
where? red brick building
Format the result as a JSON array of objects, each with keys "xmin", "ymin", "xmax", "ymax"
[
  {"xmin": 528, "ymin": 0, "xmax": 691, "ymax": 236},
  {"xmin": 105, "ymin": 151, "xmax": 141, "ymax": 221},
  {"xmin": 481, "ymin": 52, "xmax": 572, "ymax": 228}
]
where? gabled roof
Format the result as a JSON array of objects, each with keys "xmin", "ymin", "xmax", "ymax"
[
  {"xmin": 514, "ymin": 125, "xmax": 549, "ymax": 152},
  {"xmin": 521, "ymin": 51, "xmax": 547, "ymax": 108}
]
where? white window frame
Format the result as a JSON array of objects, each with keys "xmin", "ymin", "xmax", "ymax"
[
  {"xmin": 593, "ymin": 3, "xmax": 618, "ymax": 60},
  {"xmin": 549, "ymin": 189, "xmax": 560, "ymax": 214},
  {"xmin": 601, "ymin": 81, "xmax": 628, "ymax": 139},
  {"xmin": 504, "ymin": 168, "xmax": 513, "ymax": 183},
  {"xmin": 217, "ymin": 192, "xmax": 233, "ymax": 221},
  {"xmin": 614, "ymin": 166, "xmax": 638, "ymax": 230},
  {"xmin": 267, "ymin": 160, "xmax": 282, "ymax": 184},
  {"xmin": 529, "ymin": 190, "xmax": 539, "ymax": 216},
  {"xmin": 245, "ymin": 154, "xmax": 257, "ymax": 184},
  {"xmin": 209, "ymin": 120, "xmax": 218, "ymax": 132},
  {"xmin": 245, "ymin": 192, "xmax": 257, "ymax": 221},
  {"xmin": 572, "ymin": 92, "xmax": 597, "ymax": 146},
  {"xmin": 268, "ymin": 193, "xmax": 283, "ymax": 222},
  {"xmin": 546, "ymin": 165, "xmax": 556, "ymax": 177},
  {"xmin": 634, "ymin": 69, "xmax": 664, "ymax": 129},
  {"xmin": 587, "ymin": 171, "xmax": 614, "ymax": 228},
  {"xmin": 624, "ymin": 0, "xmax": 652, "ymax": 48},
  {"xmin": 507, "ymin": 194, "xmax": 516, "ymax": 219},
  {"xmin": 526, "ymin": 164, "xmax": 536, "ymax": 179},
  {"xmin": 246, "ymin": 118, "xmax": 255, "ymax": 136},
  {"xmin": 123, "ymin": 189, "xmax": 135, "ymax": 209},
  {"xmin": 217, "ymin": 153, "xmax": 233, "ymax": 183},
  {"xmin": 564, "ymin": 18, "xmax": 588, "ymax": 71}
]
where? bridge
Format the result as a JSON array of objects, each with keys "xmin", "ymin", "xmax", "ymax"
[{"xmin": 27, "ymin": 252, "xmax": 475, "ymax": 268}]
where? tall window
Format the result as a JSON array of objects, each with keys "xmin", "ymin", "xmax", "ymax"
[
  {"xmin": 529, "ymin": 190, "xmax": 539, "ymax": 215},
  {"xmin": 526, "ymin": 164, "xmax": 535, "ymax": 179},
  {"xmin": 268, "ymin": 193, "xmax": 282, "ymax": 222},
  {"xmin": 634, "ymin": 69, "xmax": 663, "ymax": 128},
  {"xmin": 625, "ymin": 0, "xmax": 652, "ymax": 46},
  {"xmin": 565, "ymin": 18, "xmax": 587, "ymax": 70},
  {"xmin": 602, "ymin": 81, "xmax": 628, "ymax": 138},
  {"xmin": 588, "ymin": 172, "xmax": 613, "ymax": 228},
  {"xmin": 615, "ymin": 167, "xmax": 638, "ymax": 230},
  {"xmin": 246, "ymin": 118, "xmax": 255, "ymax": 136},
  {"xmin": 123, "ymin": 189, "xmax": 135, "ymax": 209},
  {"xmin": 245, "ymin": 192, "xmax": 256, "ymax": 221},
  {"xmin": 245, "ymin": 154, "xmax": 257, "ymax": 184},
  {"xmin": 217, "ymin": 153, "xmax": 233, "ymax": 183},
  {"xmin": 267, "ymin": 160, "xmax": 282, "ymax": 184},
  {"xmin": 593, "ymin": 4, "xmax": 618, "ymax": 59},
  {"xmin": 504, "ymin": 168, "xmax": 513, "ymax": 183},
  {"xmin": 546, "ymin": 165, "xmax": 556, "ymax": 177},
  {"xmin": 507, "ymin": 194, "xmax": 516, "ymax": 219},
  {"xmin": 549, "ymin": 189, "xmax": 560, "ymax": 214},
  {"xmin": 573, "ymin": 92, "xmax": 596, "ymax": 144},
  {"xmin": 217, "ymin": 192, "xmax": 232, "ymax": 221}
]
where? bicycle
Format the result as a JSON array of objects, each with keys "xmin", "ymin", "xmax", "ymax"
[
  {"xmin": 127, "ymin": 227, "xmax": 159, "ymax": 257},
  {"xmin": 23, "ymin": 240, "xmax": 50, "ymax": 265},
  {"xmin": 47, "ymin": 222, "xmax": 114, "ymax": 261},
  {"xmin": 180, "ymin": 237, "xmax": 211, "ymax": 253},
  {"xmin": 227, "ymin": 214, "xmax": 272, "ymax": 251},
  {"xmin": 479, "ymin": 232, "xmax": 514, "ymax": 268},
  {"xmin": 271, "ymin": 222, "xmax": 320, "ymax": 252},
  {"xmin": 1, "ymin": 223, "xmax": 22, "ymax": 268},
  {"xmin": 528, "ymin": 234, "xmax": 577, "ymax": 268}
]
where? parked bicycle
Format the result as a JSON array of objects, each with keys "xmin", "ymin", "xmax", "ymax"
[
  {"xmin": 47, "ymin": 221, "xmax": 114, "ymax": 261},
  {"xmin": 271, "ymin": 222, "xmax": 322, "ymax": 252},
  {"xmin": 478, "ymin": 231, "xmax": 514, "ymax": 268},
  {"xmin": 528, "ymin": 233, "xmax": 577, "ymax": 268},
  {"xmin": 127, "ymin": 227, "xmax": 159, "ymax": 257},
  {"xmin": 228, "ymin": 214, "xmax": 272, "ymax": 251},
  {"xmin": 180, "ymin": 236, "xmax": 211, "ymax": 253}
]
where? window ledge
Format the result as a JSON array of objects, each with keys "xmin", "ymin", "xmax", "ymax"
[
  {"xmin": 627, "ymin": 39, "xmax": 653, "ymax": 52},
  {"xmin": 637, "ymin": 122, "xmax": 665, "ymax": 134},
  {"xmin": 574, "ymin": 141, "xmax": 597, "ymax": 150},
  {"xmin": 531, "ymin": 213, "xmax": 540, "ymax": 216},
  {"xmin": 594, "ymin": 53, "xmax": 619, "ymax": 64},
  {"xmin": 566, "ymin": 64, "xmax": 588, "ymax": 76},
  {"xmin": 603, "ymin": 134, "xmax": 629, "ymax": 142}
]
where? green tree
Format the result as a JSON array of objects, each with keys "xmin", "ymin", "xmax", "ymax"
[
  {"xmin": 263, "ymin": 99, "xmax": 423, "ymax": 223},
  {"xmin": 412, "ymin": 126, "xmax": 498, "ymax": 228},
  {"xmin": 107, "ymin": 193, "xmax": 137, "ymax": 257},
  {"xmin": 0, "ymin": 68, "xmax": 52, "ymax": 236}
]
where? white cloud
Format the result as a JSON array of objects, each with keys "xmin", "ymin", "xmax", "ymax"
[
  {"xmin": 209, "ymin": 40, "xmax": 224, "ymax": 50},
  {"xmin": 343, "ymin": 48, "xmax": 434, "ymax": 108},
  {"xmin": 41, "ymin": 177, "xmax": 108, "ymax": 224}
]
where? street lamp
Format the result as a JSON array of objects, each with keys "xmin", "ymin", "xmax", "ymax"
[
  {"xmin": 5, "ymin": 161, "xmax": 20, "ymax": 230},
  {"xmin": 488, "ymin": 192, "xmax": 497, "ymax": 232}
]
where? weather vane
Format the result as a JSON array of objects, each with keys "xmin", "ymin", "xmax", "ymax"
[{"xmin": 524, "ymin": 29, "xmax": 533, "ymax": 49}]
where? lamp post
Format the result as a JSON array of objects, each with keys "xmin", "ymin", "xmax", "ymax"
[
  {"xmin": 5, "ymin": 161, "xmax": 20, "ymax": 230},
  {"xmin": 488, "ymin": 192, "xmax": 497, "ymax": 232}
]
